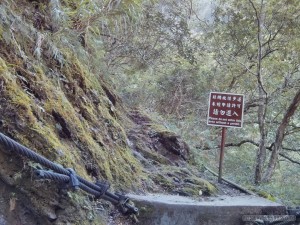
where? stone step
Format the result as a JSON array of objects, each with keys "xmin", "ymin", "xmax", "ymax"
[{"xmin": 129, "ymin": 194, "xmax": 287, "ymax": 225}]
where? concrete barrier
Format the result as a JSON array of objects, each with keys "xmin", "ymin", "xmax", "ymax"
[{"xmin": 129, "ymin": 194, "xmax": 286, "ymax": 225}]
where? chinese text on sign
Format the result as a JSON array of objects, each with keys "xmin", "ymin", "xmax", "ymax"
[{"xmin": 207, "ymin": 92, "xmax": 244, "ymax": 128}]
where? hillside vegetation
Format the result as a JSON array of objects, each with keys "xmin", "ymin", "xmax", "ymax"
[
  {"xmin": 0, "ymin": 1, "xmax": 217, "ymax": 224},
  {"xmin": 0, "ymin": 0, "xmax": 299, "ymax": 224},
  {"xmin": 103, "ymin": 0, "xmax": 300, "ymax": 205}
]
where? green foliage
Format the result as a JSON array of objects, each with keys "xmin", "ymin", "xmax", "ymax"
[
  {"xmin": 0, "ymin": 0, "xmax": 146, "ymax": 188},
  {"xmin": 1, "ymin": 0, "xmax": 299, "ymax": 214},
  {"xmin": 103, "ymin": 0, "xmax": 300, "ymax": 205},
  {"xmin": 250, "ymin": 160, "xmax": 300, "ymax": 205}
]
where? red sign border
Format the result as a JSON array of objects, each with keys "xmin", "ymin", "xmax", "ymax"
[{"xmin": 207, "ymin": 91, "xmax": 244, "ymax": 128}]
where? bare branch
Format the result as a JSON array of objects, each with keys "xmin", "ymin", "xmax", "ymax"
[
  {"xmin": 225, "ymin": 140, "xmax": 259, "ymax": 148},
  {"xmin": 198, "ymin": 140, "xmax": 300, "ymax": 166},
  {"xmin": 282, "ymin": 147, "xmax": 300, "ymax": 152},
  {"xmin": 217, "ymin": 45, "xmax": 256, "ymax": 76},
  {"xmin": 279, "ymin": 153, "xmax": 300, "ymax": 166},
  {"xmin": 198, "ymin": 139, "xmax": 259, "ymax": 150}
]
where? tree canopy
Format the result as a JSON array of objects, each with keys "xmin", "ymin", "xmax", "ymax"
[{"xmin": 100, "ymin": 0, "xmax": 300, "ymax": 205}]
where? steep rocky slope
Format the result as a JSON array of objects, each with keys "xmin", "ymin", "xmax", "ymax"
[{"xmin": 0, "ymin": 1, "xmax": 216, "ymax": 224}]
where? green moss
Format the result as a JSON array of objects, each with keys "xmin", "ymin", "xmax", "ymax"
[
  {"xmin": 32, "ymin": 64, "xmax": 47, "ymax": 80},
  {"xmin": 0, "ymin": 23, "xmax": 142, "ymax": 189},
  {"xmin": 31, "ymin": 123, "xmax": 62, "ymax": 149},
  {"xmin": 0, "ymin": 24, "xmax": 3, "ymax": 39},
  {"xmin": 151, "ymin": 174, "xmax": 174, "ymax": 190},
  {"xmin": 179, "ymin": 187, "xmax": 200, "ymax": 196},
  {"xmin": 257, "ymin": 190, "xmax": 276, "ymax": 202},
  {"xmin": 116, "ymin": 150, "xmax": 142, "ymax": 186},
  {"xmin": 42, "ymin": 88, "xmax": 142, "ymax": 187},
  {"xmin": 3, "ymin": 73, "xmax": 35, "ymax": 125},
  {"xmin": 0, "ymin": 3, "xmax": 147, "ymax": 224},
  {"xmin": 185, "ymin": 177, "xmax": 217, "ymax": 193},
  {"xmin": 61, "ymin": 54, "xmax": 99, "ymax": 91},
  {"xmin": 149, "ymin": 123, "xmax": 170, "ymax": 133},
  {"xmin": 0, "ymin": 57, "xmax": 7, "ymax": 72},
  {"xmin": 206, "ymin": 182, "xmax": 217, "ymax": 194},
  {"xmin": 150, "ymin": 165, "xmax": 217, "ymax": 196},
  {"xmin": 138, "ymin": 205, "xmax": 156, "ymax": 219},
  {"xmin": 134, "ymin": 140, "xmax": 170, "ymax": 164}
]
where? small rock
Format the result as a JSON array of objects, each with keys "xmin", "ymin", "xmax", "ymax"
[
  {"xmin": 173, "ymin": 177, "xmax": 180, "ymax": 183},
  {"xmin": 46, "ymin": 211, "xmax": 57, "ymax": 221}
]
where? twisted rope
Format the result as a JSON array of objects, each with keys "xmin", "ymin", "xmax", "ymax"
[
  {"xmin": 35, "ymin": 170, "xmax": 138, "ymax": 213},
  {"xmin": 35, "ymin": 170, "xmax": 117, "ymax": 203},
  {"xmin": 0, "ymin": 133, "xmax": 66, "ymax": 173},
  {"xmin": 0, "ymin": 132, "xmax": 138, "ymax": 214},
  {"xmin": 0, "ymin": 133, "xmax": 104, "ymax": 192}
]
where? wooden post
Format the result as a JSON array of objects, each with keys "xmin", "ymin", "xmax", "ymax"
[{"xmin": 218, "ymin": 127, "xmax": 226, "ymax": 183}]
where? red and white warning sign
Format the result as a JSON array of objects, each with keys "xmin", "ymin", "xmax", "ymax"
[{"xmin": 207, "ymin": 92, "xmax": 244, "ymax": 128}]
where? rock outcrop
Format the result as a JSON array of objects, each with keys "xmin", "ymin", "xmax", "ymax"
[{"xmin": 127, "ymin": 110, "xmax": 216, "ymax": 197}]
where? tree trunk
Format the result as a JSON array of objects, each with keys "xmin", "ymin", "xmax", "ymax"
[
  {"xmin": 263, "ymin": 89, "xmax": 300, "ymax": 182},
  {"xmin": 255, "ymin": 86, "xmax": 267, "ymax": 184},
  {"xmin": 250, "ymin": 0, "xmax": 267, "ymax": 184}
]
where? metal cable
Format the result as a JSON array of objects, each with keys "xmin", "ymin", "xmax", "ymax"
[
  {"xmin": 0, "ymin": 133, "xmax": 66, "ymax": 173},
  {"xmin": 34, "ymin": 170, "xmax": 116, "ymax": 202},
  {"xmin": 0, "ymin": 132, "xmax": 138, "ymax": 214},
  {"xmin": 0, "ymin": 133, "xmax": 105, "ymax": 192},
  {"xmin": 35, "ymin": 170, "xmax": 138, "ymax": 213}
]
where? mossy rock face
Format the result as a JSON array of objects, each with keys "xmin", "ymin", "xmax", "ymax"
[
  {"xmin": 0, "ymin": 2, "xmax": 218, "ymax": 224},
  {"xmin": 153, "ymin": 130, "xmax": 190, "ymax": 161},
  {"xmin": 144, "ymin": 164, "xmax": 217, "ymax": 197},
  {"xmin": 126, "ymin": 110, "xmax": 217, "ymax": 197},
  {"xmin": 151, "ymin": 173, "xmax": 175, "ymax": 191},
  {"xmin": 127, "ymin": 110, "xmax": 190, "ymax": 165},
  {"xmin": 0, "ymin": 3, "xmax": 143, "ymax": 224}
]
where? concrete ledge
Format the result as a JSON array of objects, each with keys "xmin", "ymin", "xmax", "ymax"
[{"xmin": 129, "ymin": 194, "xmax": 286, "ymax": 225}]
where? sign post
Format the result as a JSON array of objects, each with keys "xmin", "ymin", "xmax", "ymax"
[
  {"xmin": 218, "ymin": 127, "xmax": 226, "ymax": 183},
  {"xmin": 207, "ymin": 92, "xmax": 244, "ymax": 183}
]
